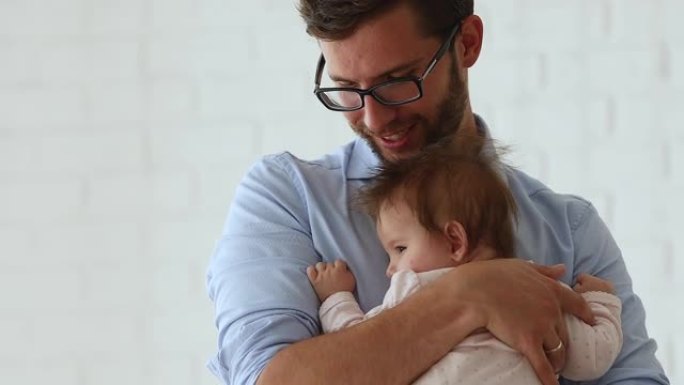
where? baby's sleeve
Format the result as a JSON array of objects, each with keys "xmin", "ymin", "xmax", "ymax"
[
  {"xmin": 318, "ymin": 292, "xmax": 369, "ymax": 333},
  {"xmin": 318, "ymin": 270, "xmax": 423, "ymax": 334},
  {"xmin": 561, "ymin": 291, "xmax": 623, "ymax": 381}
]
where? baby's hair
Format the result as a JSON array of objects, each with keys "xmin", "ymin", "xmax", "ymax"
[{"xmin": 357, "ymin": 133, "xmax": 518, "ymax": 257}]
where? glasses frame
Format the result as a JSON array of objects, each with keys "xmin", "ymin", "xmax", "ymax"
[{"xmin": 313, "ymin": 22, "xmax": 463, "ymax": 112}]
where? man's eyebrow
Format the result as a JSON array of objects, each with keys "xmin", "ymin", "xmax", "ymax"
[{"xmin": 329, "ymin": 58, "xmax": 424, "ymax": 85}]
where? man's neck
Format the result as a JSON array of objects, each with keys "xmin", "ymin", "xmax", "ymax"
[{"xmin": 458, "ymin": 107, "xmax": 478, "ymax": 137}]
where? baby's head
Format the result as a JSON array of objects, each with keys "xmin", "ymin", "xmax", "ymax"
[{"xmin": 359, "ymin": 134, "xmax": 517, "ymax": 276}]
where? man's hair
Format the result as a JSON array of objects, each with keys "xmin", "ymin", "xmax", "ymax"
[
  {"xmin": 358, "ymin": 134, "xmax": 518, "ymax": 257},
  {"xmin": 298, "ymin": 0, "xmax": 474, "ymax": 41}
]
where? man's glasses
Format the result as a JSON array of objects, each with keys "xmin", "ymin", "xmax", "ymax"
[{"xmin": 313, "ymin": 22, "xmax": 462, "ymax": 112}]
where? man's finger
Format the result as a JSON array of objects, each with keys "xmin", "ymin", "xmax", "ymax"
[
  {"xmin": 559, "ymin": 283, "xmax": 595, "ymax": 325},
  {"xmin": 545, "ymin": 343, "xmax": 565, "ymax": 374},
  {"xmin": 532, "ymin": 263, "xmax": 566, "ymax": 280},
  {"xmin": 525, "ymin": 347, "xmax": 560, "ymax": 385},
  {"xmin": 576, "ymin": 272, "xmax": 589, "ymax": 283},
  {"xmin": 544, "ymin": 321, "xmax": 568, "ymax": 373}
]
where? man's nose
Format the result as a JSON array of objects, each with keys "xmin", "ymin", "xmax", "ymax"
[{"xmin": 362, "ymin": 96, "xmax": 397, "ymax": 133}]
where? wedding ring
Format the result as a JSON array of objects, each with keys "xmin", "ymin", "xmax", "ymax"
[{"xmin": 544, "ymin": 340, "xmax": 563, "ymax": 354}]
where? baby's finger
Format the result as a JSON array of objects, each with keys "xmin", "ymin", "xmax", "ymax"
[{"xmin": 306, "ymin": 266, "xmax": 317, "ymax": 281}]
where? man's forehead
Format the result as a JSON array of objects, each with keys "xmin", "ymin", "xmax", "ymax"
[
  {"xmin": 317, "ymin": 5, "xmax": 438, "ymax": 84},
  {"xmin": 320, "ymin": 39, "xmax": 432, "ymax": 84}
]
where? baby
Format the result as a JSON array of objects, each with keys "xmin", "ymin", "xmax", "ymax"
[{"xmin": 307, "ymin": 135, "xmax": 623, "ymax": 384}]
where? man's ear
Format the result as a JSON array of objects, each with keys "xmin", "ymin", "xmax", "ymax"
[
  {"xmin": 458, "ymin": 14, "xmax": 484, "ymax": 68},
  {"xmin": 443, "ymin": 221, "xmax": 469, "ymax": 263}
]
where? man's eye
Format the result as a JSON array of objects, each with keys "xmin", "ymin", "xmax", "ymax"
[{"xmin": 395, "ymin": 246, "xmax": 406, "ymax": 253}]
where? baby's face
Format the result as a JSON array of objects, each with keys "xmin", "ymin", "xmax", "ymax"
[{"xmin": 376, "ymin": 200, "xmax": 459, "ymax": 277}]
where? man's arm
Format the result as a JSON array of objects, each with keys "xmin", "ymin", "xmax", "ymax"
[
  {"xmin": 257, "ymin": 277, "xmax": 484, "ymax": 385},
  {"xmin": 258, "ymin": 260, "xmax": 594, "ymax": 385}
]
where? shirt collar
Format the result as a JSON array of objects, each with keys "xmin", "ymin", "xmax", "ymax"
[
  {"xmin": 346, "ymin": 137, "xmax": 380, "ymax": 180},
  {"xmin": 346, "ymin": 114, "xmax": 498, "ymax": 180}
]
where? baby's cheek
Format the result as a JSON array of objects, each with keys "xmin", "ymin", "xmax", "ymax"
[{"xmin": 405, "ymin": 258, "xmax": 422, "ymax": 271}]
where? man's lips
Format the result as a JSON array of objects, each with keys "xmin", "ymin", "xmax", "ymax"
[{"xmin": 378, "ymin": 126, "xmax": 413, "ymax": 149}]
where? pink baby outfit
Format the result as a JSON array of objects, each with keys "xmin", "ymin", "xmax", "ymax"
[{"xmin": 319, "ymin": 268, "xmax": 623, "ymax": 384}]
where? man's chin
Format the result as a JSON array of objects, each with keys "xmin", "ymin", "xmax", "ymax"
[{"xmin": 378, "ymin": 146, "xmax": 421, "ymax": 164}]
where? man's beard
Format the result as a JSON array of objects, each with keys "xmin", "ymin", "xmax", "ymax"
[{"xmin": 351, "ymin": 57, "xmax": 468, "ymax": 163}]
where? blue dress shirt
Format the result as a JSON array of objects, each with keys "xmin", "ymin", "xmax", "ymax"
[{"xmin": 206, "ymin": 118, "xmax": 669, "ymax": 385}]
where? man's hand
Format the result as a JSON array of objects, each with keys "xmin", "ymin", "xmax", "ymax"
[
  {"xmin": 450, "ymin": 259, "xmax": 595, "ymax": 385},
  {"xmin": 573, "ymin": 273, "xmax": 615, "ymax": 294},
  {"xmin": 307, "ymin": 260, "xmax": 356, "ymax": 302}
]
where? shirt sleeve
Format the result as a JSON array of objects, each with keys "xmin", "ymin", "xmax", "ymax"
[
  {"xmin": 561, "ymin": 291, "xmax": 623, "ymax": 381},
  {"xmin": 566, "ymin": 202, "xmax": 670, "ymax": 384},
  {"xmin": 206, "ymin": 155, "xmax": 323, "ymax": 385}
]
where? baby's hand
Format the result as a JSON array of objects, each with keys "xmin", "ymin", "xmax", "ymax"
[
  {"xmin": 573, "ymin": 273, "xmax": 615, "ymax": 294},
  {"xmin": 307, "ymin": 260, "xmax": 356, "ymax": 302}
]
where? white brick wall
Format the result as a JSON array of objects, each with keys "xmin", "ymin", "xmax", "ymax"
[{"xmin": 0, "ymin": 1, "xmax": 680, "ymax": 384}]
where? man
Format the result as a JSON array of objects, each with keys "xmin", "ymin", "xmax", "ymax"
[{"xmin": 206, "ymin": 1, "xmax": 669, "ymax": 384}]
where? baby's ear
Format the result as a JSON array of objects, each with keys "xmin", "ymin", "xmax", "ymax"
[{"xmin": 443, "ymin": 221, "xmax": 468, "ymax": 263}]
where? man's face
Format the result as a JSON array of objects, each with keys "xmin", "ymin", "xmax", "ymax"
[{"xmin": 319, "ymin": 4, "xmax": 468, "ymax": 163}]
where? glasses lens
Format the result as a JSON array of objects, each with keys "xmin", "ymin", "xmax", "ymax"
[
  {"xmin": 373, "ymin": 81, "xmax": 421, "ymax": 105},
  {"xmin": 319, "ymin": 90, "xmax": 362, "ymax": 110}
]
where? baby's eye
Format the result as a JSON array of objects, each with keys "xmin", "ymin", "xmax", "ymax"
[{"xmin": 395, "ymin": 246, "xmax": 406, "ymax": 253}]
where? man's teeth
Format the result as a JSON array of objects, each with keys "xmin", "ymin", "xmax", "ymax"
[{"xmin": 382, "ymin": 129, "xmax": 409, "ymax": 141}]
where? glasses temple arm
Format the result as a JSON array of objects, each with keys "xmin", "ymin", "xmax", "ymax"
[
  {"xmin": 420, "ymin": 22, "xmax": 462, "ymax": 79},
  {"xmin": 314, "ymin": 54, "xmax": 326, "ymax": 87}
]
